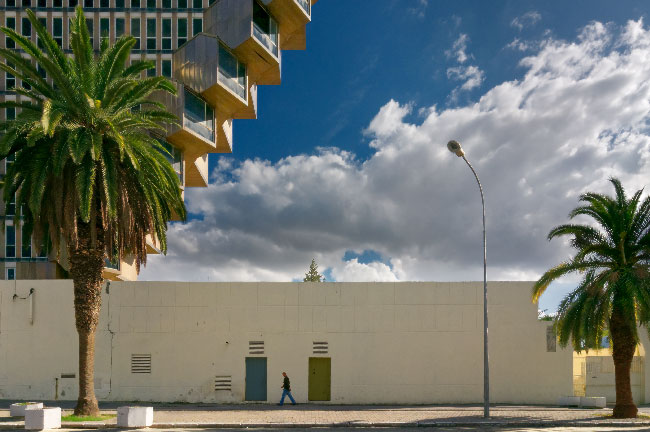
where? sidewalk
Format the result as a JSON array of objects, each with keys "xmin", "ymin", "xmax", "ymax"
[{"xmin": 2, "ymin": 403, "xmax": 650, "ymax": 429}]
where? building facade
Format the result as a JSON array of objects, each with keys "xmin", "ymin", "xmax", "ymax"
[
  {"xmin": 0, "ymin": 0, "xmax": 317, "ymax": 281},
  {"xmin": 0, "ymin": 281, "xmax": 574, "ymax": 404}
]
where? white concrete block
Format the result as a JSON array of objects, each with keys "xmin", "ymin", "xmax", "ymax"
[
  {"xmin": 557, "ymin": 396, "xmax": 581, "ymax": 406},
  {"xmin": 9, "ymin": 402, "xmax": 43, "ymax": 417},
  {"xmin": 580, "ymin": 396, "xmax": 606, "ymax": 408},
  {"xmin": 117, "ymin": 406, "xmax": 154, "ymax": 428},
  {"xmin": 25, "ymin": 407, "xmax": 61, "ymax": 430}
]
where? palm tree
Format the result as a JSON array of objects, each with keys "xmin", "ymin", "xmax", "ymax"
[
  {"xmin": 533, "ymin": 178, "xmax": 650, "ymax": 418},
  {"xmin": 0, "ymin": 8, "xmax": 186, "ymax": 415}
]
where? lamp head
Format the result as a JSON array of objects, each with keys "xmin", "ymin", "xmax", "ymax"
[{"xmin": 447, "ymin": 140, "xmax": 465, "ymax": 157}]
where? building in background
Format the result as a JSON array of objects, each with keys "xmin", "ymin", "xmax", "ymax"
[{"xmin": 0, "ymin": 0, "xmax": 317, "ymax": 280}]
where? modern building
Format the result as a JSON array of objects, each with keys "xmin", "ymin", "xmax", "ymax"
[
  {"xmin": 0, "ymin": 281, "xmax": 575, "ymax": 404},
  {"xmin": 0, "ymin": 0, "xmax": 317, "ymax": 281}
]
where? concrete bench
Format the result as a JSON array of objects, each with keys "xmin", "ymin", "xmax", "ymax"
[
  {"xmin": 25, "ymin": 407, "xmax": 61, "ymax": 430},
  {"xmin": 117, "ymin": 406, "xmax": 154, "ymax": 428},
  {"xmin": 9, "ymin": 402, "xmax": 43, "ymax": 417},
  {"xmin": 580, "ymin": 396, "xmax": 606, "ymax": 408},
  {"xmin": 557, "ymin": 396, "xmax": 581, "ymax": 406}
]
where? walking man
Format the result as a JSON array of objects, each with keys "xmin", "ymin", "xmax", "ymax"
[{"xmin": 278, "ymin": 372, "xmax": 296, "ymax": 406}]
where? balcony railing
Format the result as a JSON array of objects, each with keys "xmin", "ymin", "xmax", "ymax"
[
  {"xmin": 183, "ymin": 114, "xmax": 214, "ymax": 142},
  {"xmin": 295, "ymin": 0, "xmax": 310, "ymax": 15},
  {"xmin": 252, "ymin": 21, "xmax": 278, "ymax": 57},
  {"xmin": 183, "ymin": 88, "xmax": 215, "ymax": 143},
  {"xmin": 217, "ymin": 69, "xmax": 247, "ymax": 100}
]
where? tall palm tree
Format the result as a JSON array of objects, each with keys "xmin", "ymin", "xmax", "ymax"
[
  {"xmin": 0, "ymin": 8, "xmax": 186, "ymax": 415},
  {"xmin": 533, "ymin": 178, "xmax": 650, "ymax": 418}
]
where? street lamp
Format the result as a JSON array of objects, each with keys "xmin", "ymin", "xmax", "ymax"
[{"xmin": 447, "ymin": 140, "xmax": 489, "ymax": 418}]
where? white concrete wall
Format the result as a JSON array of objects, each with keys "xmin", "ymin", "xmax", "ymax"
[{"xmin": 0, "ymin": 280, "xmax": 572, "ymax": 404}]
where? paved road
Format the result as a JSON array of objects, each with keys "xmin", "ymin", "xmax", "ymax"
[{"xmin": 9, "ymin": 428, "xmax": 650, "ymax": 432}]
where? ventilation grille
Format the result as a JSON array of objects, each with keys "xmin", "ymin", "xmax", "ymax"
[
  {"xmin": 313, "ymin": 341, "xmax": 328, "ymax": 354},
  {"xmin": 249, "ymin": 341, "xmax": 264, "ymax": 355},
  {"xmin": 131, "ymin": 354, "xmax": 152, "ymax": 374},
  {"xmin": 215, "ymin": 375, "xmax": 232, "ymax": 391}
]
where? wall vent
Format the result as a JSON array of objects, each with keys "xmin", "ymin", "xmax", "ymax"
[
  {"xmin": 131, "ymin": 354, "xmax": 152, "ymax": 374},
  {"xmin": 313, "ymin": 341, "xmax": 328, "ymax": 354},
  {"xmin": 249, "ymin": 341, "xmax": 264, "ymax": 355},
  {"xmin": 214, "ymin": 375, "xmax": 232, "ymax": 391}
]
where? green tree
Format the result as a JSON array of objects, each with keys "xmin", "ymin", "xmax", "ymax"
[
  {"xmin": 303, "ymin": 258, "xmax": 324, "ymax": 282},
  {"xmin": 0, "ymin": 9, "xmax": 185, "ymax": 415},
  {"xmin": 533, "ymin": 178, "xmax": 650, "ymax": 418}
]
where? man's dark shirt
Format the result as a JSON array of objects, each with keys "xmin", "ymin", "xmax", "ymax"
[{"xmin": 283, "ymin": 376, "xmax": 291, "ymax": 391}]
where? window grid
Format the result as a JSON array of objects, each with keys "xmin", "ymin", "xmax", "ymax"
[
  {"xmin": 53, "ymin": 17, "xmax": 63, "ymax": 47},
  {"xmin": 115, "ymin": 17, "xmax": 125, "ymax": 38},
  {"xmin": 5, "ymin": 17, "xmax": 16, "ymax": 49},
  {"xmin": 100, "ymin": 17, "xmax": 109, "ymax": 44},
  {"xmin": 192, "ymin": 17, "xmax": 201, "ymax": 36},
  {"xmin": 5, "ymin": 267, "xmax": 15, "ymax": 281},
  {"xmin": 177, "ymin": 18, "xmax": 187, "ymax": 47},
  {"xmin": 21, "ymin": 226, "xmax": 32, "ymax": 258},
  {"xmin": 146, "ymin": 18, "xmax": 156, "ymax": 50},
  {"xmin": 131, "ymin": 17, "xmax": 140, "ymax": 49},
  {"xmin": 162, "ymin": 18, "xmax": 171, "ymax": 50},
  {"xmin": 162, "ymin": 59, "xmax": 171, "ymax": 77},
  {"xmin": 5, "ymin": 225, "xmax": 15, "ymax": 258}
]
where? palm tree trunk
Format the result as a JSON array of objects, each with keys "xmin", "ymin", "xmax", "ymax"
[
  {"xmin": 69, "ymin": 220, "xmax": 105, "ymax": 417},
  {"xmin": 610, "ymin": 307, "xmax": 638, "ymax": 418}
]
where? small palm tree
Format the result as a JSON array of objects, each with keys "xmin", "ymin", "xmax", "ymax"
[
  {"xmin": 533, "ymin": 178, "xmax": 650, "ymax": 418},
  {"xmin": 0, "ymin": 9, "xmax": 185, "ymax": 415}
]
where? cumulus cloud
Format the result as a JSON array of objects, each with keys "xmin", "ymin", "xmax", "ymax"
[
  {"xmin": 511, "ymin": 11, "xmax": 542, "ymax": 31},
  {"xmin": 446, "ymin": 34, "xmax": 484, "ymax": 97},
  {"xmin": 141, "ymin": 19, "xmax": 650, "ymax": 297}
]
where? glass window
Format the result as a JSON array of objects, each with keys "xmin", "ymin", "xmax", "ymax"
[
  {"xmin": 5, "ymin": 225, "xmax": 15, "ymax": 258},
  {"xmin": 86, "ymin": 18, "xmax": 94, "ymax": 47},
  {"xmin": 177, "ymin": 0, "xmax": 186, "ymax": 7},
  {"xmin": 100, "ymin": 17, "xmax": 109, "ymax": 43},
  {"xmin": 5, "ymin": 18, "xmax": 16, "ymax": 49},
  {"xmin": 146, "ymin": 62, "xmax": 156, "ymax": 77},
  {"xmin": 192, "ymin": 17, "xmax": 201, "ymax": 36},
  {"xmin": 6, "ymin": 107, "xmax": 16, "ymax": 120},
  {"xmin": 159, "ymin": 140, "xmax": 183, "ymax": 181},
  {"xmin": 22, "ymin": 0, "xmax": 30, "ymax": 6},
  {"xmin": 183, "ymin": 88, "xmax": 214, "ymax": 142},
  {"xmin": 162, "ymin": 0, "xmax": 170, "ymax": 7},
  {"xmin": 84, "ymin": 0, "xmax": 92, "ymax": 6},
  {"xmin": 192, "ymin": 0, "xmax": 200, "ymax": 8},
  {"xmin": 162, "ymin": 18, "xmax": 171, "ymax": 50},
  {"xmin": 131, "ymin": 0, "xmax": 139, "ymax": 6},
  {"xmin": 131, "ymin": 17, "xmax": 140, "ymax": 49},
  {"xmin": 21, "ymin": 17, "xmax": 31, "ymax": 38},
  {"xmin": 21, "ymin": 227, "xmax": 32, "ymax": 258},
  {"xmin": 36, "ymin": 17, "xmax": 46, "ymax": 49},
  {"xmin": 37, "ymin": 238, "xmax": 48, "ymax": 258},
  {"xmin": 38, "ymin": 0, "xmax": 46, "ymax": 7},
  {"xmin": 6, "ymin": 268, "xmax": 15, "ymax": 281},
  {"xmin": 162, "ymin": 59, "xmax": 171, "ymax": 77},
  {"xmin": 146, "ymin": 18, "xmax": 156, "ymax": 50},
  {"xmin": 37, "ymin": 64, "xmax": 46, "ymax": 79},
  {"xmin": 6, "ymin": 194, "xmax": 15, "ymax": 217},
  {"xmin": 252, "ymin": 1, "xmax": 278, "ymax": 54},
  {"xmin": 53, "ymin": 17, "xmax": 63, "ymax": 47},
  {"xmin": 6, "ymin": 0, "xmax": 16, "ymax": 7},
  {"xmin": 100, "ymin": 0, "xmax": 108, "ymax": 6},
  {"xmin": 53, "ymin": 0, "xmax": 62, "ymax": 7},
  {"xmin": 69, "ymin": 0, "xmax": 78, "ymax": 6},
  {"xmin": 115, "ymin": 18, "xmax": 125, "ymax": 38},
  {"xmin": 177, "ymin": 18, "xmax": 187, "ymax": 47},
  {"xmin": 147, "ymin": 0, "xmax": 155, "ymax": 7},
  {"xmin": 6, "ymin": 62, "xmax": 15, "ymax": 90},
  {"xmin": 115, "ymin": 0, "xmax": 124, "ymax": 6},
  {"xmin": 218, "ymin": 43, "xmax": 246, "ymax": 99}
]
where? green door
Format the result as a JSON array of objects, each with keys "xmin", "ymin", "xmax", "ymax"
[
  {"xmin": 245, "ymin": 357, "xmax": 267, "ymax": 401},
  {"xmin": 308, "ymin": 357, "xmax": 331, "ymax": 401}
]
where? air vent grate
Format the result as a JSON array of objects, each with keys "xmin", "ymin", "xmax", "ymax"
[
  {"xmin": 131, "ymin": 354, "xmax": 152, "ymax": 374},
  {"xmin": 249, "ymin": 341, "xmax": 264, "ymax": 355},
  {"xmin": 215, "ymin": 375, "xmax": 232, "ymax": 391},
  {"xmin": 313, "ymin": 341, "xmax": 328, "ymax": 354}
]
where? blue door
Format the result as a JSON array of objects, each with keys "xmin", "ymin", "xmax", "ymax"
[{"xmin": 245, "ymin": 357, "xmax": 267, "ymax": 401}]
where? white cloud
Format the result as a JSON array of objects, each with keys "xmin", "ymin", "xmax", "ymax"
[
  {"xmin": 446, "ymin": 65, "xmax": 485, "ymax": 91},
  {"xmin": 331, "ymin": 259, "xmax": 400, "ymax": 282},
  {"xmin": 511, "ymin": 11, "xmax": 542, "ymax": 31},
  {"xmin": 446, "ymin": 33, "xmax": 470, "ymax": 63},
  {"xmin": 141, "ymin": 19, "xmax": 650, "ymax": 295}
]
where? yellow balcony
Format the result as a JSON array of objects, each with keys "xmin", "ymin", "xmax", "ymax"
[{"xmin": 261, "ymin": 0, "xmax": 311, "ymax": 50}]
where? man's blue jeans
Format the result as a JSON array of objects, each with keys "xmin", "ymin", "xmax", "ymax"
[{"xmin": 279, "ymin": 389, "xmax": 296, "ymax": 405}]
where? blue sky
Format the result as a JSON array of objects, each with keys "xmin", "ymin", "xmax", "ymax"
[{"xmin": 141, "ymin": 0, "xmax": 650, "ymax": 313}]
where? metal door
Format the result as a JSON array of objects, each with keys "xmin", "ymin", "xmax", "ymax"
[
  {"xmin": 245, "ymin": 357, "xmax": 267, "ymax": 401},
  {"xmin": 308, "ymin": 357, "xmax": 331, "ymax": 401}
]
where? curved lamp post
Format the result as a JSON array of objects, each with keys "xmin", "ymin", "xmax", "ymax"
[{"xmin": 447, "ymin": 140, "xmax": 489, "ymax": 418}]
